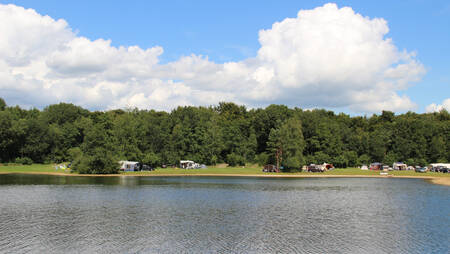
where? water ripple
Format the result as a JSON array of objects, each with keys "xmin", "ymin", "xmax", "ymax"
[{"xmin": 0, "ymin": 176, "xmax": 448, "ymax": 253}]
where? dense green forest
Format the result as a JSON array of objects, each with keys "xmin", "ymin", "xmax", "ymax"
[{"xmin": 0, "ymin": 97, "xmax": 449, "ymax": 173}]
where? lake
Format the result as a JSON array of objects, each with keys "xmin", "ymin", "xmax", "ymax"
[{"xmin": 0, "ymin": 174, "xmax": 448, "ymax": 253}]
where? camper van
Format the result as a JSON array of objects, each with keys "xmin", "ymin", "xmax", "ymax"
[
  {"xmin": 180, "ymin": 160, "xmax": 205, "ymax": 169},
  {"xmin": 119, "ymin": 161, "xmax": 139, "ymax": 172},
  {"xmin": 393, "ymin": 162, "xmax": 407, "ymax": 170}
]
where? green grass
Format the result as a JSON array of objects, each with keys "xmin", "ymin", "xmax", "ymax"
[
  {"xmin": 0, "ymin": 163, "xmax": 65, "ymax": 173},
  {"xmin": 1, "ymin": 163, "xmax": 449, "ymax": 177}
]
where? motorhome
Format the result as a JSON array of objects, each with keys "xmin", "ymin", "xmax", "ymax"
[
  {"xmin": 180, "ymin": 160, "xmax": 202, "ymax": 169},
  {"xmin": 119, "ymin": 161, "xmax": 140, "ymax": 172},
  {"xmin": 393, "ymin": 162, "xmax": 407, "ymax": 170}
]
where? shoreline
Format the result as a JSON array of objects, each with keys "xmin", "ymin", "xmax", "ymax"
[{"xmin": 1, "ymin": 171, "xmax": 449, "ymax": 186}]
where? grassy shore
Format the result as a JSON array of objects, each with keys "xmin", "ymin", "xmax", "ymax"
[{"xmin": 1, "ymin": 164, "xmax": 449, "ymax": 186}]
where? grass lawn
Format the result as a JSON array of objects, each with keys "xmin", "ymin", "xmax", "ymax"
[
  {"xmin": 0, "ymin": 163, "xmax": 62, "ymax": 173},
  {"xmin": 1, "ymin": 163, "xmax": 449, "ymax": 178}
]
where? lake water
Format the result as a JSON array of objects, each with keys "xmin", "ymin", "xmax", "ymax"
[{"xmin": 0, "ymin": 174, "xmax": 448, "ymax": 253}]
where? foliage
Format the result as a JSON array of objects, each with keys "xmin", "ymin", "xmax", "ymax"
[
  {"xmin": 357, "ymin": 154, "xmax": 371, "ymax": 166},
  {"xmin": 142, "ymin": 152, "xmax": 161, "ymax": 168},
  {"xmin": 283, "ymin": 156, "xmax": 303, "ymax": 172},
  {"xmin": 15, "ymin": 157, "xmax": 33, "ymax": 165},
  {"xmin": 72, "ymin": 150, "xmax": 119, "ymax": 174},
  {"xmin": 267, "ymin": 118, "xmax": 305, "ymax": 171},
  {"xmin": 255, "ymin": 153, "xmax": 270, "ymax": 166},
  {"xmin": 67, "ymin": 147, "xmax": 82, "ymax": 161},
  {"xmin": 0, "ymin": 98, "xmax": 448, "ymax": 174},
  {"xmin": 0, "ymin": 97, "xmax": 5, "ymax": 111},
  {"xmin": 225, "ymin": 153, "xmax": 246, "ymax": 167}
]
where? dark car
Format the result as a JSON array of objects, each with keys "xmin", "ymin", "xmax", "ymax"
[
  {"xmin": 141, "ymin": 164, "xmax": 153, "ymax": 171},
  {"xmin": 439, "ymin": 167, "xmax": 449, "ymax": 173},
  {"xmin": 136, "ymin": 163, "xmax": 153, "ymax": 171},
  {"xmin": 262, "ymin": 164, "xmax": 278, "ymax": 172}
]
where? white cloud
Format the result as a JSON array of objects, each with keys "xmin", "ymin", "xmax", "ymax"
[
  {"xmin": 0, "ymin": 3, "xmax": 426, "ymax": 113},
  {"xmin": 426, "ymin": 98, "xmax": 450, "ymax": 113}
]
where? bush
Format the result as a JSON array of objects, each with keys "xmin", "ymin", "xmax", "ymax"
[
  {"xmin": 405, "ymin": 158, "xmax": 415, "ymax": 166},
  {"xmin": 72, "ymin": 149, "xmax": 119, "ymax": 174},
  {"xmin": 314, "ymin": 151, "xmax": 331, "ymax": 164},
  {"xmin": 15, "ymin": 157, "xmax": 33, "ymax": 165},
  {"xmin": 255, "ymin": 153, "xmax": 269, "ymax": 166},
  {"xmin": 332, "ymin": 155, "xmax": 348, "ymax": 168},
  {"xmin": 210, "ymin": 155, "xmax": 218, "ymax": 166},
  {"xmin": 142, "ymin": 152, "xmax": 161, "ymax": 168},
  {"xmin": 344, "ymin": 151, "xmax": 358, "ymax": 167},
  {"xmin": 282, "ymin": 156, "xmax": 302, "ymax": 172},
  {"xmin": 67, "ymin": 147, "xmax": 82, "ymax": 161},
  {"xmin": 225, "ymin": 153, "xmax": 245, "ymax": 167},
  {"xmin": 357, "ymin": 154, "xmax": 371, "ymax": 166},
  {"xmin": 382, "ymin": 151, "xmax": 398, "ymax": 166}
]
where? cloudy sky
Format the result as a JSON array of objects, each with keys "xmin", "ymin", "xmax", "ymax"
[{"xmin": 1, "ymin": 0, "xmax": 449, "ymax": 113}]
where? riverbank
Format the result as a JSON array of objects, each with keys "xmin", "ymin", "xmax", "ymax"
[
  {"xmin": 1, "ymin": 164, "xmax": 449, "ymax": 186},
  {"xmin": 427, "ymin": 177, "xmax": 450, "ymax": 186}
]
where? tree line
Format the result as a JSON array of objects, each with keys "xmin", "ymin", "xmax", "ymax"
[{"xmin": 0, "ymin": 98, "xmax": 448, "ymax": 173}]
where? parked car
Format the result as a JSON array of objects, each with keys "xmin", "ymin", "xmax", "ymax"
[
  {"xmin": 435, "ymin": 166, "xmax": 449, "ymax": 173},
  {"xmin": 140, "ymin": 164, "xmax": 153, "ymax": 171},
  {"xmin": 262, "ymin": 164, "xmax": 278, "ymax": 172},
  {"xmin": 370, "ymin": 163, "xmax": 382, "ymax": 170},
  {"xmin": 415, "ymin": 167, "xmax": 427, "ymax": 173}
]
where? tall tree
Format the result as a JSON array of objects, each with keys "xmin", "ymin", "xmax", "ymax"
[
  {"xmin": 0, "ymin": 97, "xmax": 6, "ymax": 111},
  {"xmin": 267, "ymin": 118, "xmax": 305, "ymax": 171}
]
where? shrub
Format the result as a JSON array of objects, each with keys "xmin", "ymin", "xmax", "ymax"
[
  {"xmin": 67, "ymin": 147, "xmax": 82, "ymax": 162},
  {"xmin": 210, "ymin": 155, "xmax": 218, "ymax": 166},
  {"xmin": 282, "ymin": 156, "xmax": 302, "ymax": 172},
  {"xmin": 72, "ymin": 149, "xmax": 119, "ymax": 174},
  {"xmin": 142, "ymin": 152, "xmax": 161, "ymax": 168},
  {"xmin": 15, "ymin": 157, "xmax": 33, "ymax": 165},
  {"xmin": 357, "ymin": 154, "xmax": 371, "ymax": 166},
  {"xmin": 255, "ymin": 153, "xmax": 269, "ymax": 166},
  {"xmin": 332, "ymin": 155, "xmax": 348, "ymax": 168},
  {"xmin": 225, "ymin": 153, "xmax": 245, "ymax": 167}
]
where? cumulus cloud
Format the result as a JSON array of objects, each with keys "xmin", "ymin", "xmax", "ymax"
[
  {"xmin": 0, "ymin": 3, "xmax": 425, "ymax": 112},
  {"xmin": 425, "ymin": 98, "xmax": 450, "ymax": 113}
]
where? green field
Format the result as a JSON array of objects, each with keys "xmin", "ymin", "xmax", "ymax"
[
  {"xmin": 0, "ymin": 163, "xmax": 64, "ymax": 173},
  {"xmin": 1, "ymin": 163, "xmax": 449, "ymax": 177}
]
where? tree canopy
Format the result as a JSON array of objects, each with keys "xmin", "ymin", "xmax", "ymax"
[{"xmin": 0, "ymin": 98, "xmax": 448, "ymax": 173}]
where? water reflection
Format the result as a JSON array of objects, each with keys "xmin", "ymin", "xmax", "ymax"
[{"xmin": 0, "ymin": 175, "xmax": 448, "ymax": 253}]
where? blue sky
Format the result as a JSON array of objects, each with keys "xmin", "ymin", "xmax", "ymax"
[{"xmin": 1, "ymin": 0, "xmax": 449, "ymax": 113}]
